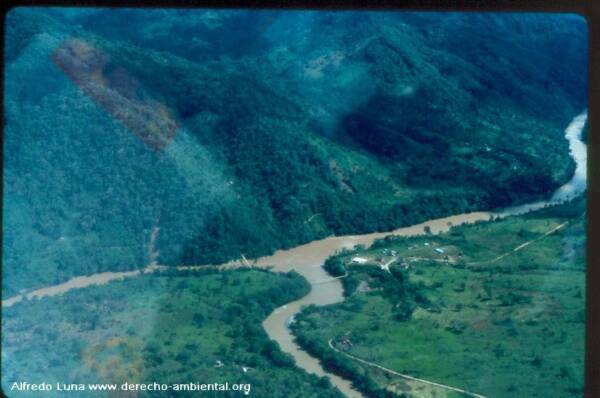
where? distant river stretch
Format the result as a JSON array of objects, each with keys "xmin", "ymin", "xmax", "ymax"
[{"xmin": 2, "ymin": 112, "xmax": 588, "ymax": 398}]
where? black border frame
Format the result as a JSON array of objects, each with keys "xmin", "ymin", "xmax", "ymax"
[{"xmin": 0, "ymin": 1, "xmax": 597, "ymax": 397}]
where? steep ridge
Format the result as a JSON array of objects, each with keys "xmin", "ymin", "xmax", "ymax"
[{"xmin": 3, "ymin": 9, "xmax": 587, "ymax": 296}]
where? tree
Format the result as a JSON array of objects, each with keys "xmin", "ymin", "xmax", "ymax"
[{"xmin": 323, "ymin": 256, "xmax": 346, "ymax": 277}]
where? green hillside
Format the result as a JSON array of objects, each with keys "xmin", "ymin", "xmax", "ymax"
[
  {"xmin": 3, "ymin": 9, "xmax": 587, "ymax": 295},
  {"xmin": 2, "ymin": 268, "xmax": 344, "ymax": 398}
]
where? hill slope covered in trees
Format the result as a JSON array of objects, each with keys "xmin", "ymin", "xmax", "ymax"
[{"xmin": 3, "ymin": 9, "xmax": 587, "ymax": 295}]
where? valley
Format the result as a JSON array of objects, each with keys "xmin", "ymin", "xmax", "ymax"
[
  {"xmin": 2, "ymin": 111, "xmax": 587, "ymax": 397},
  {"xmin": 2, "ymin": 8, "xmax": 588, "ymax": 398}
]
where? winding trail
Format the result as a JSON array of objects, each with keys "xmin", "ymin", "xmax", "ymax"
[
  {"xmin": 328, "ymin": 339, "xmax": 487, "ymax": 398},
  {"xmin": 2, "ymin": 112, "xmax": 588, "ymax": 398}
]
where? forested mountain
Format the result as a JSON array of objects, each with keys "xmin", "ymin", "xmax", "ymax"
[{"xmin": 3, "ymin": 8, "xmax": 587, "ymax": 295}]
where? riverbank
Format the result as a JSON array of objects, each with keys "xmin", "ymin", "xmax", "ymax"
[{"xmin": 2, "ymin": 268, "xmax": 347, "ymax": 398}]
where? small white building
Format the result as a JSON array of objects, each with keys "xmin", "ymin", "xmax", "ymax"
[
  {"xmin": 351, "ymin": 257, "xmax": 368, "ymax": 264},
  {"xmin": 434, "ymin": 248, "xmax": 445, "ymax": 254}
]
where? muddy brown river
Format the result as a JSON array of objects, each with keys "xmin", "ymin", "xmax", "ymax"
[{"xmin": 2, "ymin": 112, "xmax": 588, "ymax": 398}]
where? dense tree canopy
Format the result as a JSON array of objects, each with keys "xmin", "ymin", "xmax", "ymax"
[{"xmin": 3, "ymin": 8, "xmax": 587, "ymax": 295}]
